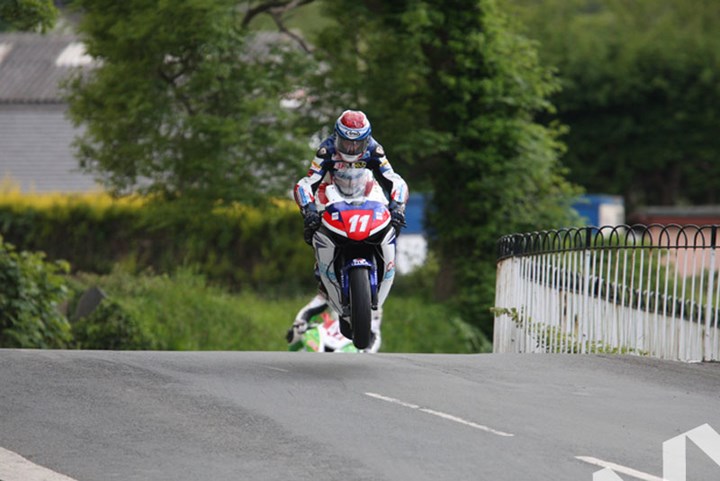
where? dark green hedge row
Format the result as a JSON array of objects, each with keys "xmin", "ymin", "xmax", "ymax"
[{"xmin": 0, "ymin": 197, "xmax": 314, "ymax": 291}]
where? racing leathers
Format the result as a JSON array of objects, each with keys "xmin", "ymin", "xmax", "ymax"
[
  {"xmin": 291, "ymin": 135, "xmax": 408, "ymax": 353},
  {"xmin": 294, "ymin": 135, "xmax": 408, "ymax": 225}
]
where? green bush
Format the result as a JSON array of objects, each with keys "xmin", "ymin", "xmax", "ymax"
[
  {"xmin": 71, "ymin": 267, "xmax": 486, "ymax": 353},
  {"xmin": 72, "ymin": 298, "xmax": 158, "ymax": 350},
  {"xmin": 0, "ymin": 236, "xmax": 72, "ymax": 348},
  {"xmin": 73, "ymin": 267, "xmax": 300, "ymax": 350}
]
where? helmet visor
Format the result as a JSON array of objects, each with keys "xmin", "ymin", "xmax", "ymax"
[{"xmin": 335, "ymin": 137, "xmax": 368, "ymax": 156}]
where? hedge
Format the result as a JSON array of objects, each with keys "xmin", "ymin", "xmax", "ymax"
[{"xmin": 0, "ymin": 192, "xmax": 313, "ymax": 291}]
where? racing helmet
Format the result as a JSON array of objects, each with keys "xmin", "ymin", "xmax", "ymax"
[{"xmin": 334, "ymin": 110, "xmax": 371, "ymax": 162}]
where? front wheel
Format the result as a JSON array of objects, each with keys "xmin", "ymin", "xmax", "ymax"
[{"xmin": 348, "ymin": 268, "xmax": 372, "ymax": 350}]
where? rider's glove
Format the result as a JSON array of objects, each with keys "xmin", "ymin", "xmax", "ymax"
[
  {"xmin": 286, "ymin": 319, "xmax": 308, "ymax": 344},
  {"xmin": 302, "ymin": 207, "xmax": 321, "ymax": 245},
  {"xmin": 389, "ymin": 201, "xmax": 407, "ymax": 232},
  {"xmin": 293, "ymin": 318, "xmax": 309, "ymax": 334}
]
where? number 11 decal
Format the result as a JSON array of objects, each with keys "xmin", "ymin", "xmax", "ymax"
[{"xmin": 348, "ymin": 214, "xmax": 370, "ymax": 233}]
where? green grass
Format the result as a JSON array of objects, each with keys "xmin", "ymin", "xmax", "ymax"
[{"xmin": 71, "ymin": 267, "xmax": 490, "ymax": 353}]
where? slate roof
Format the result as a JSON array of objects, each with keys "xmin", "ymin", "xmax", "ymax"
[{"xmin": 0, "ymin": 32, "xmax": 93, "ymax": 104}]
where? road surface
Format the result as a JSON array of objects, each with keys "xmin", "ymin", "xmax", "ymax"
[{"xmin": 1, "ymin": 350, "xmax": 719, "ymax": 480}]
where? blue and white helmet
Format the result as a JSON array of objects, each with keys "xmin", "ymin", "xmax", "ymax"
[{"xmin": 334, "ymin": 110, "xmax": 371, "ymax": 162}]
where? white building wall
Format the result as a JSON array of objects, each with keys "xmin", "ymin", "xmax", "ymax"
[{"xmin": 0, "ymin": 104, "xmax": 98, "ymax": 193}]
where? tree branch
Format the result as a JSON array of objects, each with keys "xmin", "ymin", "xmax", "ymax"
[
  {"xmin": 241, "ymin": 0, "xmax": 313, "ymax": 29},
  {"xmin": 269, "ymin": 8, "xmax": 313, "ymax": 54}
]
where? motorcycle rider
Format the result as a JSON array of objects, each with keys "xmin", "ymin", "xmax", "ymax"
[{"xmin": 290, "ymin": 109, "xmax": 409, "ymax": 353}]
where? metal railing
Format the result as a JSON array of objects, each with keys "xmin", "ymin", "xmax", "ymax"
[{"xmin": 494, "ymin": 225, "xmax": 720, "ymax": 361}]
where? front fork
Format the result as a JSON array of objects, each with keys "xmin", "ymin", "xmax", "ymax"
[
  {"xmin": 313, "ymin": 230, "xmax": 394, "ymax": 320},
  {"xmin": 341, "ymin": 259, "xmax": 378, "ymax": 315}
]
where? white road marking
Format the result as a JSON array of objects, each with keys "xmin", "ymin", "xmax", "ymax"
[
  {"xmin": 0, "ymin": 447, "xmax": 79, "ymax": 481},
  {"xmin": 365, "ymin": 392, "xmax": 514, "ymax": 437},
  {"xmin": 365, "ymin": 392, "xmax": 420, "ymax": 409},
  {"xmin": 576, "ymin": 456, "xmax": 666, "ymax": 481}
]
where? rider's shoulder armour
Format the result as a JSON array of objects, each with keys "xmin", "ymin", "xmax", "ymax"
[
  {"xmin": 369, "ymin": 139, "xmax": 385, "ymax": 159},
  {"xmin": 315, "ymin": 144, "xmax": 334, "ymax": 161}
]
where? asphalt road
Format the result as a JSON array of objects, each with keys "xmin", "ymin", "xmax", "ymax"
[{"xmin": 1, "ymin": 350, "xmax": 719, "ymax": 481}]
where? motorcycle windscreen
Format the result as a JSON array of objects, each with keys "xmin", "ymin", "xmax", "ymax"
[{"xmin": 333, "ymin": 163, "xmax": 372, "ymax": 197}]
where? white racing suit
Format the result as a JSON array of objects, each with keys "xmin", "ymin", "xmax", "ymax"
[{"xmin": 291, "ymin": 135, "xmax": 408, "ymax": 353}]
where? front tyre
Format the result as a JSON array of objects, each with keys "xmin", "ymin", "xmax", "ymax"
[{"xmin": 348, "ymin": 268, "xmax": 372, "ymax": 350}]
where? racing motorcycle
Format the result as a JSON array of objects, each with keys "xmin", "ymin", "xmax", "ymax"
[
  {"xmin": 311, "ymin": 170, "xmax": 397, "ymax": 351},
  {"xmin": 287, "ymin": 311, "xmax": 359, "ymax": 353}
]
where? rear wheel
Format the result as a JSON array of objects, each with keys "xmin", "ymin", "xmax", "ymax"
[{"xmin": 348, "ymin": 268, "xmax": 372, "ymax": 350}]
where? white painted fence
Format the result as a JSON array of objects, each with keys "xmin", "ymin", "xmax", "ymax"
[{"xmin": 494, "ymin": 225, "xmax": 720, "ymax": 362}]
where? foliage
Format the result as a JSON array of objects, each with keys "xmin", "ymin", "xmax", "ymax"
[
  {"xmin": 72, "ymin": 298, "xmax": 158, "ymax": 350},
  {"xmin": 0, "ymin": 0, "xmax": 58, "ymax": 32},
  {"xmin": 385, "ymin": 297, "xmax": 491, "ymax": 353},
  {"xmin": 64, "ymin": 0, "xmax": 316, "ymax": 204},
  {"xmin": 244, "ymin": 0, "xmax": 334, "ymax": 41},
  {"xmin": 0, "ymin": 192, "xmax": 312, "ymax": 290},
  {"xmin": 508, "ymin": 0, "xmax": 720, "ymax": 210},
  {"xmin": 308, "ymin": 1, "xmax": 439, "ymax": 184},
  {"xmin": 70, "ymin": 267, "xmax": 478, "ymax": 352},
  {"xmin": 390, "ymin": 250, "xmax": 440, "ymax": 298},
  {"xmin": 0, "ymin": 236, "xmax": 72, "ymax": 348},
  {"xmin": 309, "ymin": 0, "xmax": 580, "ymax": 334}
]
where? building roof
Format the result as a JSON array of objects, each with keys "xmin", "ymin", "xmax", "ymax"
[
  {"xmin": 0, "ymin": 32, "xmax": 93, "ymax": 104},
  {"xmin": 630, "ymin": 205, "xmax": 720, "ymax": 225}
]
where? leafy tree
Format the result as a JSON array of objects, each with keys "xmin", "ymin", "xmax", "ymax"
[
  {"xmin": 509, "ymin": 0, "xmax": 720, "ymax": 210},
  {"xmin": 0, "ymin": 0, "xmax": 58, "ymax": 32},
  {"xmin": 65, "ymin": 0, "xmax": 317, "ymax": 204},
  {"xmin": 309, "ymin": 0, "xmax": 579, "ymax": 334}
]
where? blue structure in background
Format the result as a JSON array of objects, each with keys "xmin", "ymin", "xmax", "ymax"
[
  {"xmin": 403, "ymin": 193, "xmax": 428, "ymax": 235},
  {"xmin": 401, "ymin": 193, "xmax": 626, "ymax": 233},
  {"xmin": 395, "ymin": 193, "xmax": 429, "ymax": 273},
  {"xmin": 572, "ymin": 194, "xmax": 625, "ymax": 226}
]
